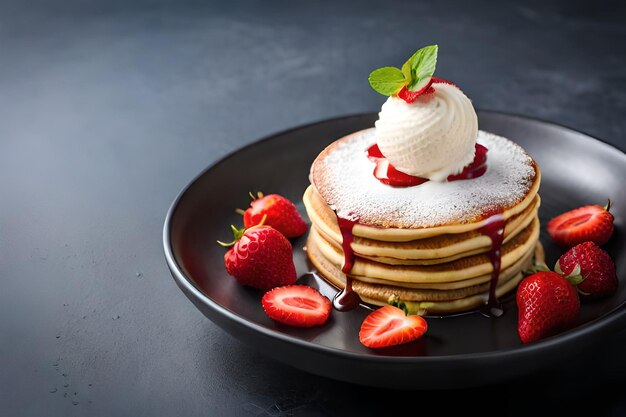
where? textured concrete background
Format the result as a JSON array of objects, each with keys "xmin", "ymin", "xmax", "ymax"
[{"xmin": 1, "ymin": 0, "xmax": 625, "ymax": 416}]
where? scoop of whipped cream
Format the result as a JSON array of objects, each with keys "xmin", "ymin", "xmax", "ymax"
[{"xmin": 374, "ymin": 82, "xmax": 478, "ymax": 181}]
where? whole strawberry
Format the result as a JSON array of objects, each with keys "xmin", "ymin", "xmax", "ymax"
[
  {"xmin": 219, "ymin": 225, "xmax": 296, "ymax": 290},
  {"xmin": 242, "ymin": 192, "xmax": 308, "ymax": 238},
  {"xmin": 547, "ymin": 200, "xmax": 614, "ymax": 248},
  {"xmin": 517, "ymin": 271, "xmax": 580, "ymax": 344},
  {"xmin": 556, "ymin": 241, "xmax": 618, "ymax": 299}
]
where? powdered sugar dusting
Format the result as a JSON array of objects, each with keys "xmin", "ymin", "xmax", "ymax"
[{"xmin": 311, "ymin": 128, "xmax": 537, "ymax": 228}]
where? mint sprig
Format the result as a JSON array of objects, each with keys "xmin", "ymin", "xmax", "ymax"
[
  {"xmin": 368, "ymin": 45, "xmax": 439, "ymax": 96},
  {"xmin": 402, "ymin": 45, "xmax": 438, "ymax": 91},
  {"xmin": 367, "ymin": 67, "xmax": 405, "ymax": 96}
]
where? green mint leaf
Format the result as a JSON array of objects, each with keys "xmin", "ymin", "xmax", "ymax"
[
  {"xmin": 401, "ymin": 57, "xmax": 413, "ymax": 84},
  {"xmin": 368, "ymin": 66, "xmax": 406, "ymax": 96},
  {"xmin": 403, "ymin": 45, "xmax": 438, "ymax": 91}
]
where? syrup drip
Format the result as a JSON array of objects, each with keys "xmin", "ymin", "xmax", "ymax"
[
  {"xmin": 478, "ymin": 213, "xmax": 506, "ymax": 317},
  {"xmin": 329, "ymin": 210, "xmax": 508, "ymax": 317},
  {"xmin": 326, "ymin": 143, "xmax": 504, "ymax": 316},
  {"xmin": 367, "ymin": 143, "xmax": 488, "ymax": 188},
  {"xmin": 332, "ymin": 215, "xmax": 362, "ymax": 311},
  {"xmin": 337, "ymin": 216, "xmax": 357, "ymax": 274}
]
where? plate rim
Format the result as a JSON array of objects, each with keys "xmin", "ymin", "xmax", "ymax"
[{"xmin": 163, "ymin": 110, "xmax": 626, "ymax": 363}]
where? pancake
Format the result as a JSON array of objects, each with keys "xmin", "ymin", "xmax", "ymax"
[
  {"xmin": 307, "ymin": 235, "xmax": 545, "ymax": 315},
  {"xmin": 308, "ymin": 216, "xmax": 540, "ymax": 283},
  {"xmin": 304, "ymin": 185, "xmax": 541, "ymax": 263},
  {"xmin": 307, "ymin": 234, "xmax": 536, "ymax": 294},
  {"xmin": 310, "ymin": 128, "xmax": 540, "ymax": 241}
]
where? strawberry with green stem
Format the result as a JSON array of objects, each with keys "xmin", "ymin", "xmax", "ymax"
[
  {"xmin": 517, "ymin": 265, "xmax": 580, "ymax": 344},
  {"xmin": 237, "ymin": 192, "xmax": 308, "ymax": 239},
  {"xmin": 555, "ymin": 241, "xmax": 618, "ymax": 299},
  {"xmin": 218, "ymin": 219, "xmax": 297, "ymax": 290}
]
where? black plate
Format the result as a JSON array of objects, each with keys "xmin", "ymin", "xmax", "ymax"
[{"xmin": 163, "ymin": 112, "xmax": 626, "ymax": 389}]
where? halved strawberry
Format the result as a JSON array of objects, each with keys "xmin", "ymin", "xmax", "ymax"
[
  {"xmin": 547, "ymin": 200, "xmax": 614, "ymax": 247},
  {"xmin": 262, "ymin": 285, "xmax": 331, "ymax": 327},
  {"xmin": 242, "ymin": 193, "xmax": 308, "ymax": 239},
  {"xmin": 359, "ymin": 305, "xmax": 427, "ymax": 348},
  {"xmin": 431, "ymin": 76, "xmax": 458, "ymax": 88}
]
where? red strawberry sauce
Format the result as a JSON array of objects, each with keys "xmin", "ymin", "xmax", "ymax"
[
  {"xmin": 332, "ymin": 216, "xmax": 362, "ymax": 311},
  {"xmin": 478, "ymin": 213, "xmax": 506, "ymax": 317}
]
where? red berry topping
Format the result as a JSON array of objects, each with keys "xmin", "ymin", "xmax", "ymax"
[
  {"xmin": 372, "ymin": 158, "xmax": 428, "ymax": 187},
  {"xmin": 367, "ymin": 143, "xmax": 488, "ymax": 187},
  {"xmin": 516, "ymin": 271, "xmax": 580, "ymax": 344},
  {"xmin": 359, "ymin": 305, "xmax": 428, "ymax": 348},
  {"xmin": 243, "ymin": 193, "xmax": 308, "ymax": 238},
  {"xmin": 222, "ymin": 225, "xmax": 296, "ymax": 290},
  {"xmin": 366, "ymin": 143, "xmax": 385, "ymax": 160},
  {"xmin": 431, "ymin": 76, "xmax": 459, "ymax": 88},
  {"xmin": 397, "ymin": 77, "xmax": 461, "ymax": 103},
  {"xmin": 262, "ymin": 285, "xmax": 331, "ymax": 327},
  {"xmin": 547, "ymin": 201, "xmax": 614, "ymax": 248},
  {"xmin": 397, "ymin": 76, "xmax": 434, "ymax": 103},
  {"xmin": 556, "ymin": 241, "xmax": 618, "ymax": 299},
  {"xmin": 447, "ymin": 144, "xmax": 488, "ymax": 181}
]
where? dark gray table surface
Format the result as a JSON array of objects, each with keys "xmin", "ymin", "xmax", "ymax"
[{"xmin": 2, "ymin": 0, "xmax": 626, "ymax": 416}]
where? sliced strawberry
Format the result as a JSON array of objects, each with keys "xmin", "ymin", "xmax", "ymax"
[
  {"xmin": 422, "ymin": 86, "xmax": 436, "ymax": 95},
  {"xmin": 547, "ymin": 201, "xmax": 614, "ymax": 247},
  {"xmin": 397, "ymin": 76, "xmax": 434, "ymax": 103},
  {"xmin": 368, "ymin": 143, "xmax": 488, "ymax": 187},
  {"xmin": 447, "ymin": 143, "xmax": 488, "ymax": 181},
  {"xmin": 396, "ymin": 76, "xmax": 463, "ymax": 103},
  {"xmin": 243, "ymin": 193, "xmax": 308, "ymax": 238},
  {"xmin": 373, "ymin": 158, "xmax": 428, "ymax": 187},
  {"xmin": 409, "ymin": 76, "xmax": 433, "ymax": 92},
  {"xmin": 359, "ymin": 305, "xmax": 427, "ymax": 348},
  {"xmin": 431, "ymin": 76, "xmax": 458, "ymax": 88},
  {"xmin": 262, "ymin": 285, "xmax": 331, "ymax": 327},
  {"xmin": 366, "ymin": 143, "xmax": 385, "ymax": 160}
]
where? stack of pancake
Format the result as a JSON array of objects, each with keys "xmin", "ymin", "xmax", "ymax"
[{"xmin": 303, "ymin": 128, "xmax": 542, "ymax": 315}]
